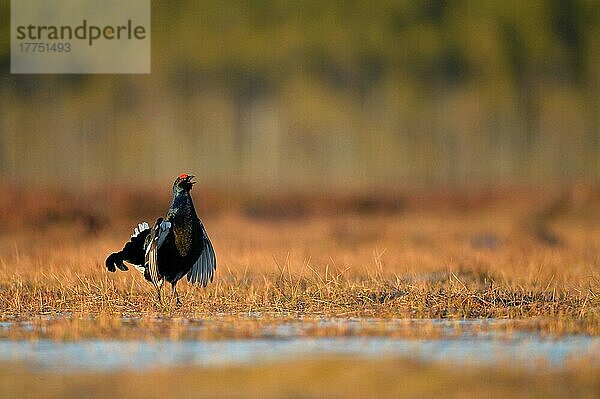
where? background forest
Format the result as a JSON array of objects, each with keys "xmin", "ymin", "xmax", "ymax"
[{"xmin": 0, "ymin": 1, "xmax": 598, "ymax": 190}]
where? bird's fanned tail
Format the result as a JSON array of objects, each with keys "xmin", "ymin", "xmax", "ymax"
[{"xmin": 105, "ymin": 222, "xmax": 150, "ymax": 272}]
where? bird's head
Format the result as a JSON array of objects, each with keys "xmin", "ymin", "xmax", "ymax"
[{"xmin": 173, "ymin": 173, "xmax": 196, "ymax": 192}]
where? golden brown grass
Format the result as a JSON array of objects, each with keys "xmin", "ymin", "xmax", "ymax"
[
  {"xmin": 0, "ymin": 185, "xmax": 598, "ymax": 337},
  {"xmin": 1, "ymin": 357, "xmax": 599, "ymax": 399},
  {"xmin": 1, "ymin": 186, "xmax": 599, "ymax": 398}
]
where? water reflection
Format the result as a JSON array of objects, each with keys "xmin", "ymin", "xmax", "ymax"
[{"xmin": 0, "ymin": 318, "xmax": 598, "ymax": 372}]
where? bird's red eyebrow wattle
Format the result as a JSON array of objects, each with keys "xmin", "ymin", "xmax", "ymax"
[{"xmin": 179, "ymin": 173, "xmax": 189, "ymax": 179}]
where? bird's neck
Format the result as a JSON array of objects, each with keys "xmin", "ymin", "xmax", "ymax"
[{"xmin": 167, "ymin": 190, "xmax": 198, "ymax": 224}]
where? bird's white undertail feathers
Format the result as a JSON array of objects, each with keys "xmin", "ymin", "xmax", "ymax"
[
  {"xmin": 129, "ymin": 222, "xmax": 151, "ymax": 275},
  {"xmin": 187, "ymin": 225, "xmax": 217, "ymax": 287},
  {"xmin": 131, "ymin": 222, "xmax": 150, "ymax": 238}
]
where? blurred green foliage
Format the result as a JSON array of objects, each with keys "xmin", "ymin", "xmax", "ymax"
[{"xmin": 0, "ymin": 0, "xmax": 598, "ymax": 189}]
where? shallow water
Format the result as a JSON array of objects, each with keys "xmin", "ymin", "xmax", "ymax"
[{"xmin": 0, "ymin": 319, "xmax": 598, "ymax": 372}]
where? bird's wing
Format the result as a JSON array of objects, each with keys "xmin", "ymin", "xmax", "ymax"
[
  {"xmin": 186, "ymin": 223, "xmax": 217, "ymax": 287},
  {"xmin": 145, "ymin": 218, "xmax": 171, "ymax": 286},
  {"xmin": 105, "ymin": 222, "xmax": 150, "ymax": 273}
]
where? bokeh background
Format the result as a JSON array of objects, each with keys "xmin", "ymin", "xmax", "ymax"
[{"xmin": 0, "ymin": 1, "xmax": 598, "ymax": 191}]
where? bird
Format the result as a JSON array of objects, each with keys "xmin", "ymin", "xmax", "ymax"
[{"xmin": 105, "ymin": 174, "xmax": 216, "ymax": 305}]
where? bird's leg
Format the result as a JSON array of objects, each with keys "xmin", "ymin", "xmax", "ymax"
[{"xmin": 171, "ymin": 283, "xmax": 181, "ymax": 307}]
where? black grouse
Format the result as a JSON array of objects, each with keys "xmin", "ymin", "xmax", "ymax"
[{"xmin": 105, "ymin": 174, "xmax": 216, "ymax": 304}]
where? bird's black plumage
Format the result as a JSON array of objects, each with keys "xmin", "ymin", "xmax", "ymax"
[{"xmin": 105, "ymin": 174, "xmax": 216, "ymax": 304}]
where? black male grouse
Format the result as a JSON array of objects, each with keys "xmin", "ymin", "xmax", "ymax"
[{"xmin": 105, "ymin": 174, "xmax": 216, "ymax": 304}]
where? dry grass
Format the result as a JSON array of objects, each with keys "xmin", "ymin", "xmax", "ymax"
[
  {"xmin": 1, "ymin": 357, "xmax": 599, "ymax": 399},
  {"xmin": 0, "ymin": 185, "xmax": 598, "ymax": 338},
  {"xmin": 1, "ymin": 186, "xmax": 599, "ymax": 398}
]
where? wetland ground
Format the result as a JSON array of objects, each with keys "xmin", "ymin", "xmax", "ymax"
[{"xmin": 0, "ymin": 186, "xmax": 598, "ymax": 397}]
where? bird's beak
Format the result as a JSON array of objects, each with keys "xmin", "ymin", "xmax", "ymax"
[{"xmin": 187, "ymin": 175, "xmax": 196, "ymax": 185}]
